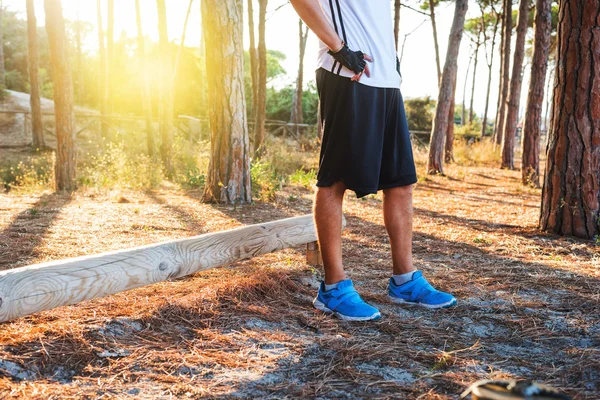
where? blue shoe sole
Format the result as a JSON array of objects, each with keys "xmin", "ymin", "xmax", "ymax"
[
  {"xmin": 388, "ymin": 295, "xmax": 457, "ymax": 309},
  {"xmin": 313, "ymin": 298, "xmax": 381, "ymax": 321}
]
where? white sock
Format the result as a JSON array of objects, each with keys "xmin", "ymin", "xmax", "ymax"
[
  {"xmin": 393, "ymin": 270, "xmax": 417, "ymax": 286},
  {"xmin": 324, "ymin": 282, "xmax": 339, "ymax": 291}
]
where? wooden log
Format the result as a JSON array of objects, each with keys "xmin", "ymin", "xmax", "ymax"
[
  {"xmin": 0, "ymin": 214, "xmax": 344, "ymax": 323},
  {"xmin": 306, "ymin": 241, "xmax": 323, "ymax": 266}
]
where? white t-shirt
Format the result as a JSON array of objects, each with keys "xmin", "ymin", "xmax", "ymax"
[{"xmin": 316, "ymin": 0, "xmax": 401, "ymax": 89}]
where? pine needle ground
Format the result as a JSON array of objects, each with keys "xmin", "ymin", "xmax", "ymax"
[{"xmin": 0, "ymin": 164, "xmax": 598, "ymax": 399}]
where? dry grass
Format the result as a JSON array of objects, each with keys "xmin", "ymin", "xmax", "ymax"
[{"xmin": 0, "ymin": 160, "xmax": 598, "ymax": 399}]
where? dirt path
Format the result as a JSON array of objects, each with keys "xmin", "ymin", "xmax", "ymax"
[{"xmin": 0, "ymin": 165, "xmax": 598, "ymax": 399}]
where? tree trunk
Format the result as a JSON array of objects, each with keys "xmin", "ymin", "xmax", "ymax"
[
  {"xmin": 428, "ymin": 0, "xmax": 442, "ymax": 85},
  {"xmin": 290, "ymin": 19, "xmax": 308, "ymax": 135},
  {"xmin": 75, "ymin": 11, "xmax": 83, "ymax": 104},
  {"xmin": 445, "ymin": 93, "xmax": 456, "ymax": 163},
  {"xmin": 157, "ymin": 0, "xmax": 174, "ymax": 176},
  {"xmin": 492, "ymin": 3, "xmax": 505, "ymax": 142},
  {"xmin": 521, "ymin": 0, "xmax": 551, "ymax": 187},
  {"xmin": 96, "ymin": 0, "xmax": 108, "ymax": 139},
  {"xmin": 501, "ymin": 0, "xmax": 529, "ymax": 170},
  {"xmin": 462, "ymin": 52, "xmax": 473, "ymax": 126},
  {"xmin": 540, "ymin": 0, "xmax": 600, "ymax": 240},
  {"xmin": 172, "ymin": 0, "xmax": 194, "ymax": 85},
  {"xmin": 0, "ymin": 3, "xmax": 5, "ymax": 87},
  {"xmin": 394, "ymin": 0, "xmax": 401, "ymax": 51},
  {"xmin": 44, "ymin": 0, "xmax": 76, "ymax": 191},
  {"xmin": 494, "ymin": 0, "xmax": 512, "ymax": 145},
  {"xmin": 106, "ymin": 0, "xmax": 114, "ymax": 115},
  {"xmin": 469, "ymin": 32, "xmax": 482, "ymax": 125},
  {"xmin": 480, "ymin": 3, "xmax": 500, "ymax": 140},
  {"xmin": 201, "ymin": 0, "xmax": 251, "ymax": 204},
  {"xmin": 247, "ymin": 0, "xmax": 258, "ymax": 118},
  {"xmin": 26, "ymin": 0, "xmax": 44, "ymax": 150},
  {"xmin": 135, "ymin": 0, "xmax": 155, "ymax": 157},
  {"xmin": 428, "ymin": 0, "xmax": 468, "ymax": 175},
  {"xmin": 254, "ymin": 0, "xmax": 268, "ymax": 155}
]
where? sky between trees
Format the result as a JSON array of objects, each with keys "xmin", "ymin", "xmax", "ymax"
[{"xmin": 6, "ymin": 0, "xmax": 536, "ymax": 116}]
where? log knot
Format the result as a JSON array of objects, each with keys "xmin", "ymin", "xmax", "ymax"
[{"xmin": 158, "ymin": 262, "xmax": 169, "ymax": 271}]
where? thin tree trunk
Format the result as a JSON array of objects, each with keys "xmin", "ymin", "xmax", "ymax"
[
  {"xmin": 521, "ymin": 0, "xmax": 551, "ymax": 187},
  {"xmin": 75, "ymin": 10, "xmax": 83, "ymax": 104},
  {"xmin": 254, "ymin": 0, "xmax": 268, "ymax": 155},
  {"xmin": 428, "ymin": 0, "xmax": 468, "ymax": 175},
  {"xmin": 0, "ymin": 2, "xmax": 5, "ymax": 87},
  {"xmin": 290, "ymin": 19, "xmax": 308, "ymax": 137},
  {"xmin": 492, "ymin": 3, "xmax": 505, "ymax": 142},
  {"xmin": 462, "ymin": 51, "xmax": 473, "ymax": 126},
  {"xmin": 494, "ymin": 0, "xmax": 512, "ymax": 145},
  {"xmin": 480, "ymin": 3, "xmax": 500, "ymax": 139},
  {"xmin": 394, "ymin": 0, "xmax": 401, "ymax": 51},
  {"xmin": 445, "ymin": 91, "xmax": 456, "ymax": 163},
  {"xmin": 201, "ymin": 0, "xmax": 251, "ymax": 204},
  {"xmin": 428, "ymin": 0, "xmax": 442, "ymax": 85},
  {"xmin": 247, "ymin": 0, "xmax": 258, "ymax": 118},
  {"xmin": 26, "ymin": 0, "xmax": 44, "ymax": 150},
  {"xmin": 540, "ymin": 0, "xmax": 600, "ymax": 240},
  {"xmin": 469, "ymin": 31, "xmax": 482, "ymax": 125},
  {"xmin": 44, "ymin": 0, "xmax": 76, "ymax": 191},
  {"xmin": 157, "ymin": 0, "xmax": 173, "ymax": 176},
  {"xmin": 172, "ymin": 0, "xmax": 194, "ymax": 85},
  {"xmin": 106, "ymin": 0, "xmax": 114, "ymax": 115},
  {"xmin": 135, "ymin": 0, "xmax": 155, "ymax": 157},
  {"xmin": 96, "ymin": 0, "xmax": 108, "ymax": 139},
  {"xmin": 501, "ymin": 0, "xmax": 529, "ymax": 170}
]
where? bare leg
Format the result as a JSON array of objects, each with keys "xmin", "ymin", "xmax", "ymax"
[
  {"xmin": 313, "ymin": 181, "xmax": 347, "ymax": 284},
  {"xmin": 383, "ymin": 184, "xmax": 416, "ymax": 275}
]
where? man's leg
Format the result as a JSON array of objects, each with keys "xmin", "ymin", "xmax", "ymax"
[
  {"xmin": 382, "ymin": 184, "xmax": 416, "ymax": 275},
  {"xmin": 313, "ymin": 181, "xmax": 346, "ymax": 284},
  {"xmin": 384, "ymin": 184, "xmax": 457, "ymax": 308}
]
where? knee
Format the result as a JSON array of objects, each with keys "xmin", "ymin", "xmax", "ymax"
[
  {"xmin": 315, "ymin": 181, "xmax": 347, "ymax": 199},
  {"xmin": 383, "ymin": 184, "xmax": 414, "ymax": 198}
]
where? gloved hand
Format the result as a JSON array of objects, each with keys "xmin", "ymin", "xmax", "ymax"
[{"xmin": 328, "ymin": 44, "xmax": 367, "ymax": 74}]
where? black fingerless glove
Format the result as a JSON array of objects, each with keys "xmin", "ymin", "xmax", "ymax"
[{"xmin": 328, "ymin": 44, "xmax": 366, "ymax": 74}]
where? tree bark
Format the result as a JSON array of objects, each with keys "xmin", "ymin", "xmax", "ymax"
[
  {"xmin": 428, "ymin": 0, "xmax": 468, "ymax": 174},
  {"xmin": 44, "ymin": 0, "xmax": 76, "ymax": 191},
  {"xmin": 494, "ymin": 0, "xmax": 512, "ymax": 145},
  {"xmin": 521, "ymin": 0, "xmax": 551, "ymax": 187},
  {"xmin": 501, "ymin": 0, "xmax": 529, "ymax": 170},
  {"xmin": 428, "ymin": 0, "xmax": 442, "ymax": 85},
  {"xmin": 26, "ymin": 0, "xmax": 44, "ymax": 150},
  {"xmin": 135, "ymin": 0, "xmax": 155, "ymax": 157},
  {"xmin": 254, "ymin": 0, "xmax": 268, "ymax": 155},
  {"xmin": 106, "ymin": 0, "xmax": 114, "ymax": 115},
  {"xmin": 0, "ymin": 3, "xmax": 5, "ymax": 87},
  {"xmin": 96, "ymin": 0, "xmax": 108, "ymax": 139},
  {"xmin": 290, "ymin": 19, "xmax": 308, "ymax": 135},
  {"xmin": 247, "ymin": 0, "xmax": 258, "ymax": 117},
  {"xmin": 445, "ymin": 92, "xmax": 456, "ymax": 163},
  {"xmin": 540, "ymin": 0, "xmax": 600, "ymax": 240},
  {"xmin": 480, "ymin": 3, "xmax": 500, "ymax": 139},
  {"xmin": 394, "ymin": 0, "xmax": 401, "ymax": 51},
  {"xmin": 157, "ymin": 0, "xmax": 174, "ymax": 176},
  {"xmin": 201, "ymin": 0, "xmax": 251, "ymax": 204}
]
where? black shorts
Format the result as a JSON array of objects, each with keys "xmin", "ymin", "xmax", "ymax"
[{"xmin": 315, "ymin": 68, "xmax": 418, "ymax": 198}]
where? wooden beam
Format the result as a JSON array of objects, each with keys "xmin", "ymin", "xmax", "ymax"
[{"xmin": 0, "ymin": 214, "xmax": 344, "ymax": 323}]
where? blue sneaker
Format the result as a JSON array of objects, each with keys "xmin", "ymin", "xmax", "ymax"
[
  {"xmin": 388, "ymin": 271, "xmax": 457, "ymax": 309},
  {"xmin": 313, "ymin": 279, "xmax": 381, "ymax": 321}
]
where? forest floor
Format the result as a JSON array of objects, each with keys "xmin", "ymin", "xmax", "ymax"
[{"xmin": 0, "ymin": 163, "xmax": 599, "ymax": 399}]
